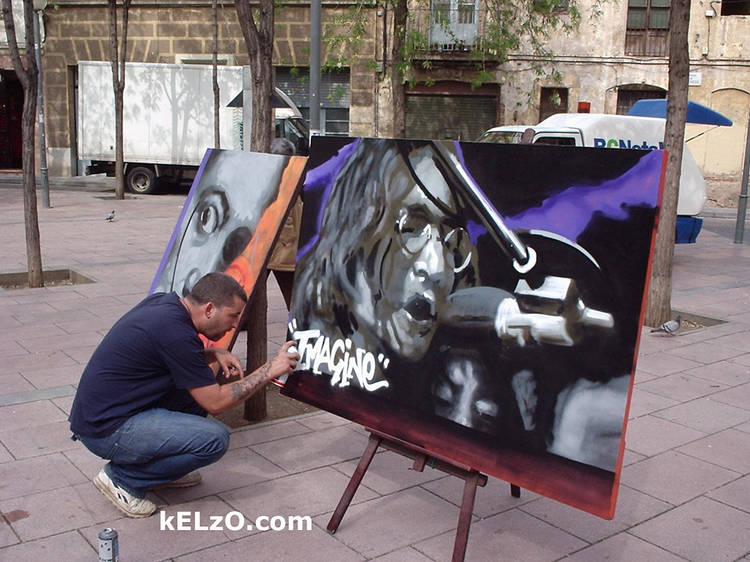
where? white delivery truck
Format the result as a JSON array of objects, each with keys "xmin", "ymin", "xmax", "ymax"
[
  {"xmin": 77, "ymin": 61, "xmax": 309, "ymax": 194},
  {"xmin": 478, "ymin": 113, "xmax": 706, "ymax": 220}
]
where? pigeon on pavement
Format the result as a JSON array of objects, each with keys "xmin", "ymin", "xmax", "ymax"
[
  {"xmin": 650, "ymin": 315, "xmax": 681, "ymax": 334},
  {"xmin": 105, "ymin": 210, "xmax": 115, "ymax": 222}
]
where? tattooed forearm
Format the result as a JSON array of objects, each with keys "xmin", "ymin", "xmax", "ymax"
[{"xmin": 229, "ymin": 363, "xmax": 272, "ymax": 401}]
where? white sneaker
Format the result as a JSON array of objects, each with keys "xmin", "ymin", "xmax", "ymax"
[
  {"xmin": 94, "ymin": 469, "xmax": 157, "ymax": 518},
  {"xmin": 152, "ymin": 471, "xmax": 202, "ymax": 489}
]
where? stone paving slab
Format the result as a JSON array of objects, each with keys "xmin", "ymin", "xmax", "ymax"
[
  {"xmin": 622, "ymin": 415, "xmax": 707, "ymax": 457},
  {"xmin": 684, "ymin": 359, "xmax": 750, "ymax": 386},
  {"xmin": 1, "ymin": 186, "xmax": 750, "ymax": 560},
  {"xmin": 518, "ymin": 484, "xmax": 672, "ymax": 544},
  {"xmin": 652, "ymin": 396, "xmax": 750, "ymax": 433},
  {"xmin": 314, "ymin": 487, "xmax": 463, "ymax": 559},
  {"xmin": 371, "ymin": 547, "xmax": 435, "ymax": 561},
  {"xmin": 677, "ymin": 428, "xmax": 750, "ymax": 473},
  {"xmin": 620, "ymin": 450, "xmax": 739, "ymax": 505},
  {"xmin": 635, "ymin": 372, "xmax": 729, "ymax": 402},
  {"xmin": 627, "ymin": 388, "xmax": 680, "ymax": 418},
  {"xmin": 0, "ymin": 453, "xmax": 89, "ymax": 501},
  {"xmin": 174, "ymin": 524, "xmax": 364, "ymax": 562},
  {"xmin": 415, "ymin": 508, "xmax": 587, "ymax": 562},
  {"xmin": 0, "ymin": 443, "xmax": 13, "ymax": 464},
  {"xmin": 0, "ymin": 374, "xmax": 35, "ymax": 395},
  {"xmin": 250, "ymin": 425, "xmax": 369, "ymax": 473},
  {"xmin": 708, "ymin": 382, "xmax": 750, "ymax": 410},
  {"xmin": 419, "ymin": 471, "xmax": 540, "ymax": 519},
  {"xmin": 0, "ymin": 420, "xmax": 79, "ymax": 458},
  {"xmin": 0, "ymin": 400, "xmax": 68, "ymax": 431},
  {"xmin": 564, "ymin": 533, "xmax": 686, "ymax": 562},
  {"xmin": 332, "ymin": 449, "xmax": 446, "ymax": 496},
  {"xmin": 226, "ymin": 418, "xmax": 314, "ymax": 450},
  {"xmin": 0, "ymin": 530, "xmax": 97, "ymax": 561},
  {"xmin": 78, "ymin": 496, "xmax": 237, "ymax": 561},
  {"xmin": 153, "ymin": 446, "xmax": 289, "ymax": 504},
  {"xmin": 629, "ymin": 496, "xmax": 750, "ymax": 562},
  {"xmin": 707, "ymin": 473, "xmax": 750, "ymax": 512},
  {"xmin": 220, "ymin": 466, "xmax": 379, "ymax": 529}
]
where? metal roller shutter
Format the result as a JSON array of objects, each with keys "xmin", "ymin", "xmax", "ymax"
[{"xmin": 406, "ymin": 94, "xmax": 497, "ymax": 141}]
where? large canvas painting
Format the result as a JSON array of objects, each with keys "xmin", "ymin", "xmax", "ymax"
[
  {"xmin": 151, "ymin": 148, "xmax": 307, "ymax": 349},
  {"xmin": 282, "ymin": 137, "xmax": 664, "ymax": 518}
]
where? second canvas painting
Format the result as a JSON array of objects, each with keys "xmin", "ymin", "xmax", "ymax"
[
  {"xmin": 283, "ymin": 136, "xmax": 664, "ymax": 518},
  {"xmin": 150, "ymin": 148, "xmax": 307, "ymax": 349}
]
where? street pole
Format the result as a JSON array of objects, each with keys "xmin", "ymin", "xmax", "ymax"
[
  {"xmin": 32, "ymin": 2, "xmax": 50, "ymax": 208},
  {"xmin": 309, "ymin": 0, "xmax": 322, "ymax": 137},
  {"xmin": 734, "ymin": 108, "xmax": 750, "ymax": 244}
]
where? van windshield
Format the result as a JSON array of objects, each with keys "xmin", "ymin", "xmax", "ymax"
[{"xmin": 478, "ymin": 131, "xmax": 523, "ymax": 144}]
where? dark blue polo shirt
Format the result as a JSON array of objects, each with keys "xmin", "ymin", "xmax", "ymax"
[{"xmin": 69, "ymin": 292, "xmax": 216, "ymax": 438}]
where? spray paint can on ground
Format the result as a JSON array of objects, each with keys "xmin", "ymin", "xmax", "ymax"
[{"xmin": 98, "ymin": 527, "xmax": 119, "ymax": 562}]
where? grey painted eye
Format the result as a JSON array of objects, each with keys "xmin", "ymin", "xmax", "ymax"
[
  {"xmin": 193, "ymin": 189, "xmax": 229, "ymax": 236},
  {"xmin": 199, "ymin": 205, "xmax": 220, "ymax": 234}
]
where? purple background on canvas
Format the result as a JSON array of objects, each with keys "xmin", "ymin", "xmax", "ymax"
[
  {"xmin": 298, "ymin": 141, "xmax": 661, "ymax": 259},
  {"xmin": 503, "ymin": 149, "xmax": 662, "ymax": 241},
  {"xmin": 297, "ymin": 139, "xmax": 361, "ymax": 258}
]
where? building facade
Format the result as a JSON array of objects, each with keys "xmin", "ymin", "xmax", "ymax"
[{"xmin": 1, "ymin": 0, "xmax": 748, "ymax": 202}]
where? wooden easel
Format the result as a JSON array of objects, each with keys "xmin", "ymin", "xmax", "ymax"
[{"xmin": 327, "ymin": 428, "xmax": 521, "ymax": 562}]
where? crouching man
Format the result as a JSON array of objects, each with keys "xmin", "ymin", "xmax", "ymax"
[{"xmin": 69, "ymin": 272, "xmax": 298, "ymax": 518}]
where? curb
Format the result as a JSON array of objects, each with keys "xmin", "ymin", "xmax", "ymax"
[
  {"xmin": 0, "ymin": 174, "xmax": 114, "ymax": 193},
  {"xmin": 699, "ymin": 207, "xmax": 749, "ymax": 219}
]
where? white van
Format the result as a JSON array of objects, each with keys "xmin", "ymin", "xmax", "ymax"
[{"xmin": 479, "ymin": 113, "xmax": 706, "ymax": 217}]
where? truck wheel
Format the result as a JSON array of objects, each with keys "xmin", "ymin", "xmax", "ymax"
[{"xmin": 126, "ymin": 167, "xmax": 158, "ymax": 194}]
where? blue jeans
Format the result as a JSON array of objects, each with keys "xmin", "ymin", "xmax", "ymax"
[{"xmin": 77, "ymin": 406, "xmax": 229, "ymax": 498}]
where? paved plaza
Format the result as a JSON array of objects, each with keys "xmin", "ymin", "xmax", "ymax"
[{"xmin": 0, "ymin": 179, "xmax": 749, "ymax": 561}]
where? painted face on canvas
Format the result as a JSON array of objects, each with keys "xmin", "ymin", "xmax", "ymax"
[
  {"xmin": 348, "ymin": 147, "xmax": 472, "ymax": 360},
  {"xmin": 156, "ymin": 151, "xmax": 272, "ymax": 296}
]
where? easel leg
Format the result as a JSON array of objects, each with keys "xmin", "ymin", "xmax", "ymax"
[
  {"xmin": 510, "ymin": 483, "xmax": 521, "ymax": 498},
  {"xmin": 327, "ymin": 433, "xmax": 381, "ymax": 533},
  {"xmin": 452, "ymin": 470, "xmax": 481, "ymax": 562}
]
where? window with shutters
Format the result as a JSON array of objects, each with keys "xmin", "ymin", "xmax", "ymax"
[
  {"xmin": 616, "ymin": 87, "xmax": 666, "ymax": 115},
  {"xmin": 429, "ymin": 0, "xmax": 479, "ymax": 50},
  {"xmin": 539, "ymin": 87, "xmax": 568, "ymax": 122},
  {"xmin": 275, "ymin": 68, "xmax": 350, "ymax": 136},
  {"xmin": 625, "ymin": 0, "xmax": 670, "ymax": 57},
  {"xmin": 721, "ymin": 0, "xmax": 750, "ymax": 15}
]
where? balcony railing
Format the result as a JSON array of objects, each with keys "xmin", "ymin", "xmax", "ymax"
[{"xmin": 409, "ymin": 7, "xmax": 487, "ymax": 54}]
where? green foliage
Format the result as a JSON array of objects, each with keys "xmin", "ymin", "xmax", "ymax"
[
  {"xmin": 470, "ymin": 68, "xmax": 494, "ymax": 89},
  {"xmin": 321, "ymin": 0, "xmax": 596, "ymax": 90},
  {"xmin": 329, "ymin": 83, "xmax": 348, "ymax": 102},
  {"xmin": 289, "ymin": 66, "xmax": 308, "ymax": 83},
  {"xmin": 321, "ymin": 3, "xmax": 371, "ymax": 72}
]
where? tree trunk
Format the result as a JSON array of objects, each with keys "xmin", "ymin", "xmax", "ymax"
[
  {"xmin": 212, "ymin": 0, "xmax": 220, "ymax": 148},
  {"xmin": 243, "ymin": 280, "xmax": 268, "ymax": 420},
  {"xmin": 235, "ymin": 0, "xmax": 275, "ymax": 421},
  {"xmin": 644, "ymin": 0, "xmax": 690, "ymax": 327},
  {"xmin": 235, "ymin": 0, "xmax": 274, "ymax": 155},
  {"xmin": 21, "ymin": 73, "xmax": 42, "ymax": 287},
  {"xmin": 114, "ymin": 82, "xmax": 125, "ymax": 199},
  {"xmin": 108, "ymin": 0, "xmax": 130, "ymax": 200},
  {"xmin": 390, "ymin": 0, "xmax": 407, "ymax": 138},
  {"xmin": 3, "ymin": 0, "xmax": 43, "ymax": 288}
]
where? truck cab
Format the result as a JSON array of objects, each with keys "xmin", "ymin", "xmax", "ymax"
[{"xmin": 479, "ymin": 126, "xmax": 581, "ymax": 147}]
